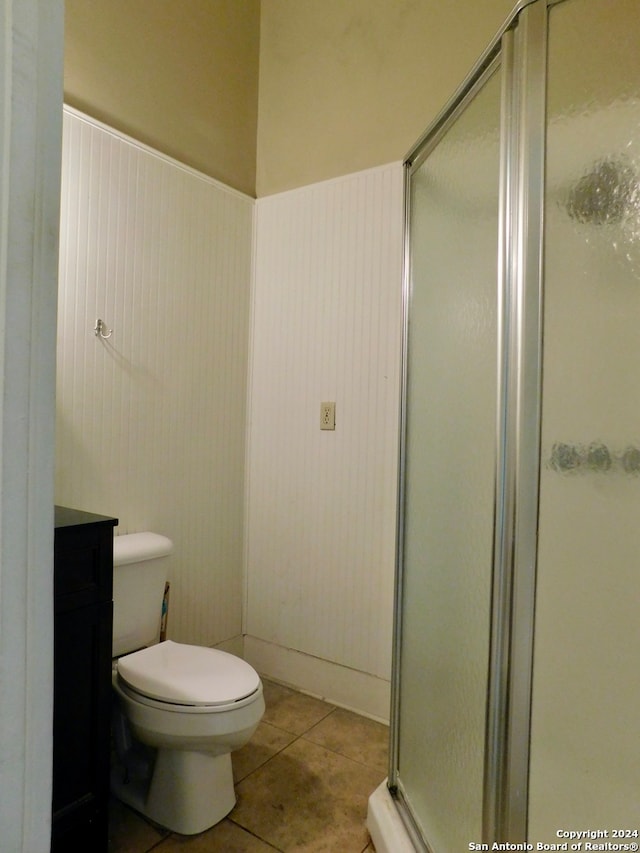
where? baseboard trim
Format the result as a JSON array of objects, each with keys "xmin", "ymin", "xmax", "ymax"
[
  {"xmin": 243, "ymin": 635, "xmax": 390, "ymax": 723},
  {"xmin": 212, "ymin": 634, "xmax": 245, "ymax": 657}
]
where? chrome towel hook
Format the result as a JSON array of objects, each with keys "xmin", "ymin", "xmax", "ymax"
[{"xmin": 94, "ymin": 318, "xmax": 112, "ymax": 339}]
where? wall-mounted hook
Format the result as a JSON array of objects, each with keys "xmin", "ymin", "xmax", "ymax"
[{"xmin": 94, "ymin": 318, "xmax": 112, "ymax": 339}]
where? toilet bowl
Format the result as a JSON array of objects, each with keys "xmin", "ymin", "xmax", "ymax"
[
  {"xmin": 110, "ymin": 533, "xmax": 265, "ymax": 835},
  {"xmin": 112, "ymin": 640, "xmax": 265, "ymax": 834}
]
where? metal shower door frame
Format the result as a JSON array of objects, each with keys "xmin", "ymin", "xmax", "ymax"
[{"xmin": 388, "ymin": 0, "xmax": 553, "ymax": 846}]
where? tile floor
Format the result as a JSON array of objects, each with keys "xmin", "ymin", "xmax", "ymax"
[{"xmin": 108, "ymin": 679, "xmax": 389, "ymax": 853}]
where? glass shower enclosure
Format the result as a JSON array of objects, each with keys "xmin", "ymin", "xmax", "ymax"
[{"xmin": 387, "ymin": 0, "xmax": 640, "ymax": 849}]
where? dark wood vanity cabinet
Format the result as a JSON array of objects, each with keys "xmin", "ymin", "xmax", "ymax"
[{"xmin": 52, "ymin": 506, "xmax": 118, "ymax": 853}]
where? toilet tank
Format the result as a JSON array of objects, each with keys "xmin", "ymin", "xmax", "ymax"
[{"xmin": 112, "ymin": 532, "xmax": 173, "ymax": 657}]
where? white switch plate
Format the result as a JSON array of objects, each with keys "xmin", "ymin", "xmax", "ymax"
[{"xmin": 320, "ymin": 402, "xmax": 336, "ymax": 430}]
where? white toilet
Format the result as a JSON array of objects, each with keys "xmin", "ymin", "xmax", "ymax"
[{"xmin": 110, "ymin": 532, "xmax": 265, "ymax": 835}]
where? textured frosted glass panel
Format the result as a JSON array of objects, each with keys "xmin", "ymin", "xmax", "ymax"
[
  {"xmin": 398, "ymin": 67, "xmax": 500, "ymax": 851},
  {"xmin": 529, "ymin": 0, "xmax": 640, "ymax": 838}
]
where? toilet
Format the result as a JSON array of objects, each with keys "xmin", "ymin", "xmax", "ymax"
[{"xmin": 110, "ymin": 532, "xmax": 265, "ymax": 835}]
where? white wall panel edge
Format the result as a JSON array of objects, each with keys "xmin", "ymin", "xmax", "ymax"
[{"xmin": 242, "ymin": 200, "xmax": 259, "ymax": 638}]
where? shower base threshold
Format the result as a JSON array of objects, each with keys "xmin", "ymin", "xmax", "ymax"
[{"xmin": 367, "ymin": 780, "xmax": 418, "ymax": 853}]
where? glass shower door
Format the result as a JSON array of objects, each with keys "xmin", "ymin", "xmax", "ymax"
[
  {"xmin": 529, "ymin": 0, "xmax": 640, "ymax": 836},
  {"xmin": 396, "ymin": 62, "xmax": 502, "ymax": 851}
]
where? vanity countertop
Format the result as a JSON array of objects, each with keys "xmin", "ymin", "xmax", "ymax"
[{"xmin": 55, "ymin": 505, "xmax": 118, "ymax": 530}]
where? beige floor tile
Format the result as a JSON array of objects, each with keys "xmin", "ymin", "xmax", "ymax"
[
  {"xmin": 303, "ymin": 708, "xmax": 389, "ymax": 775},
  {"xmin": 231, "ymin": 737, "xmax": 384, "ymax": 852},
  {"xmin": 233, "ymin": 721, "xmax": 297, "ymax": 782},
  {"xmin": 155, "ymin": 818, "xmax": 280, "ymax": 852},
  {"xmin": 261, "ymin": 680, "xmax": 335, "ymax": 736},
  {"xmin": 109, "ymin": 797, "xmax": 170, "ymax": 853}
]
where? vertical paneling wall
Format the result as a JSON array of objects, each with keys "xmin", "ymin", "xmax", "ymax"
[
  {"xmin": 57, "ymin": 111, "xmax": 404, "ymax": 715},
  {"xmin": 246, "ymin": 164, "xmax": 404, "ymax": 714},
  {"xmin": 56, "ymin": 108, "xmax": 253, "ymax": 648}
]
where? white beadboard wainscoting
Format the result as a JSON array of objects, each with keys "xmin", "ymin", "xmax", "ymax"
[
  {"xmin": 245, "ymin": 164, "xmax": 404, "ymax": 720},
  {"xmin": 56, "ymin": 107, "xmax": 253, "ymax": 648},
  {"xmin": 57, "ymin": 109, "xmax": 404, "ymax": 719}
]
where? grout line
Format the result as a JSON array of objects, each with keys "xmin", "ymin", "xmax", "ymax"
[
  {"xmin": 262, "ymin": 703, "xmax": 337, "ymax": 738},
  {"xmin": 264, "ymin": 706, "xmax": 387, "ymax": 774},
  {"xmin": 237, "ymin": 704, "xmax": 387, "ymax": 780},
  {"xmin": 234, "ymin": 721, "xmax": 321, "ymax": 784},
  {"xmin": 299, "ymin": 732, "xmax": 388, "ymax": 774},
  {"xmin": 226, "ymin": 818, "xmax": 285, "ymax": 852},
  {"xmin": 145, "ymin": 837, "xmax": 172, "ymax": 852}
]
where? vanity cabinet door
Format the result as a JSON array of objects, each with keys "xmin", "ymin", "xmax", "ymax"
[
  {"xmin": 52, "ymin": 507, "xmax": 117, "ymax": 853},
  {"xmin": 51, "ymin": 600, "xmax": 113, "ymax": 853}
]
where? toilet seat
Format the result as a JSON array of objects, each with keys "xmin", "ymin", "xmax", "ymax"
[{"xmin": 117, "ymin": 640, "xmax": 260, "ymax": 709}]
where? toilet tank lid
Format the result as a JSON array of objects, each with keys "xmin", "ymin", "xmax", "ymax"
[{"xmin": 113, "ymin": 532, "xmax": 173, "ymax": 566}]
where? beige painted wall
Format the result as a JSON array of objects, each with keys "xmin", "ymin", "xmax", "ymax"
[
  {"xmin": 64, "ymin": 0, "xmax": 260, "ymax": 196},
  {"xmin": 65, "ymin": 1, "xmax": 519, "ymax": 198},
  {"xmin": 256, "ymin": 0, "xmax": 514, "ymax": 195}
]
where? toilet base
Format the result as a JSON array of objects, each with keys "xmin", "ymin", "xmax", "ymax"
[{"xmin": 112, "ymin": 747, "xmax": 236, "ymax": 835}]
